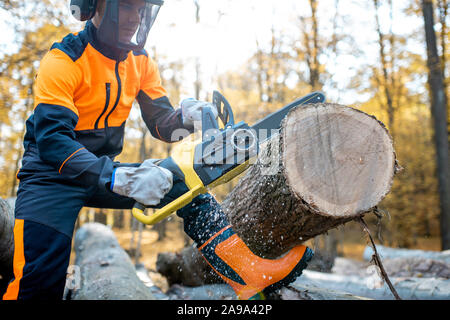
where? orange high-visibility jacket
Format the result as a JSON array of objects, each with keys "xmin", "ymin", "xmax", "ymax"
[{"xmin": 19, "ymin": 21, "xmax": 192, "ymax": 190}]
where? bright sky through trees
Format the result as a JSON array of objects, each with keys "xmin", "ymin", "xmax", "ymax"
[{"xmin": 0, "ymin": 0, "xmax": 423, "ymax": 105}]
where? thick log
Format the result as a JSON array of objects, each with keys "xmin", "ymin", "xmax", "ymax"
[
  {"xmin": 222, "ymin": 103, "xmax": 398, "ymax": 258},
  {"xmin": 134, "ymin": 263, "xmax": 170, "ymax": 300},
  {"xmin": 293, "ymin": 269, "xmax": 450, "ymax": 300},
  {"xmin": 166, "ymin": 284, "xmax": 237, "ymax": 300},
  {"xmin": 333, "ymin": 256, "xmax": 450, "ymax": 279},
  {"xmin": 69, "ymin": 222, "xmax": 154, "ymax": 300},
  {"xmin": 0, "ymin": 198, "xmax": 14, "ymax": 293},
  {"xmin": 278, "ymin": 284, "xmax": 370, "ymax": 300},
  {"xmin": 363, "ymin": 245, "xmax": 450, "ymax": 264},
  {"xmin": 166, "ymin": 283, "xmax": 369, "ymax": 300}
]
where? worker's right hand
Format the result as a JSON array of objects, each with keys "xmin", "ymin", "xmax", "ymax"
[
  {"xmin": 180, "ymin": 98, "xmax": 218, "ymax": 129},
  {"xmin": 110, "ymin": 159, "xmax": 173, "ymax": 206}
]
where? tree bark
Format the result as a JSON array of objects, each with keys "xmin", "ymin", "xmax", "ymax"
[
  {"xmin": 69, "ymin": 222, "xmax": 154, "ymax": 300},
  {"xmin": 223, "ymin": 103, "xmax": 398, "ymax": 258}
]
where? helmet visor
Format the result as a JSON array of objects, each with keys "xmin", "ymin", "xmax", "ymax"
[{"xmin": 117, "ymin": 0, "xmax": 162, "ymax": 50}]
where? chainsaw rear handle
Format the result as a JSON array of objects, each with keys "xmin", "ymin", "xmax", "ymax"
[
  {"xmin": 131, "ymin": 142, "xmax": 207, "ymax": 225},
  {"xmin": 132, "ymin": 185, "xmax": 204, "ymax": 225},
  {"xmin": 132, "ymin": 91, "xmax": 239, "ymax": 225}
]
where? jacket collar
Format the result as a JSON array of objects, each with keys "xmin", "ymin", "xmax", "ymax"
[{"xmin": 84, "ymin": 20, "xmax": 129, "ymax": 62}]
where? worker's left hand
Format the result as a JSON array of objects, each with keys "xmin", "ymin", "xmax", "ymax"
[
  {"xmin": 180, "ymin": 98, "xmax": 218, "ymax": 129},
  {"xmin": 111, "ymin": 159, "xmax": 173, "ymax": 206}
]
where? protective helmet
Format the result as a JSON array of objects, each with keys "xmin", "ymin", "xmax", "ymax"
[{"xmin": 70, "ymin": 0, "xmax": 163, "ymax": 51}]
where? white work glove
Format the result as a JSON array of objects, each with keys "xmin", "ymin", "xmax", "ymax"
[
  {"xmin": 180, "ymin": 98, "xmax": 218, "ymax": 129},
  {"xmin": 111, "ymin": 159, "xmax": 173, "ymax": 206}
]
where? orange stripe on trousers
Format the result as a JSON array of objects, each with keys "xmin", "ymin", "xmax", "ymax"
[
  {"xmin": 198, "ymin": 225, "xmax": 231, "ymax": 251},
  {"xmin": 2, "ymin": 219, "xmax": 25, "ymax": 300}
]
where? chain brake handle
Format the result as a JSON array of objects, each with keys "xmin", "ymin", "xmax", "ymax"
[
  {"xmin": 201, "ymin": 90, "xmax": 235, "ymax": 142},
  {"xmin": 212, "ymin": 90, "xmax": 234, "ymax": 128}
]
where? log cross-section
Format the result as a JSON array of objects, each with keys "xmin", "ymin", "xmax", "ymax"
[{"xmin": 222, "ymin": 103, "xmax": 397, "ymax": 258}]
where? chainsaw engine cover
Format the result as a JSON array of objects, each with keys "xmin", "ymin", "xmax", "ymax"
[{"xmin": 194, "ymin": 121, "xmax": 258, "ymax": 185}]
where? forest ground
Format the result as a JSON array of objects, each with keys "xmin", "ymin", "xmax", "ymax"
[{"xmin": 69, "ymin": 218, "xmax": 441, "ymax": 293}]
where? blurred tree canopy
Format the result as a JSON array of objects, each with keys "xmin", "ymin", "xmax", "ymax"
[{"xmin": 0, "ymin": 0, "xmax": 448, "ymax": 249}]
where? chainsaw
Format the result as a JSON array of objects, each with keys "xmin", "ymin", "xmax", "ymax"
[{"xmin": 132, "ymin": 90, "xmax": 325, "ymax": 225}]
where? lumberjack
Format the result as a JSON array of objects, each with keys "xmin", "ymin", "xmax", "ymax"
[{"xmin": 3, "ymin": 0, "xmax": 312, "ymax": 300}]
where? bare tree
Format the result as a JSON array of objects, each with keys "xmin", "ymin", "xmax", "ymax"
[
  {"xmin": 299, "ymin": 0, "xmax": 322, "ymax": 91},
  {"xmin": 373, "ymin": 0, "xmax": 396, "ymax": 136},
  {"xmin": 437, "ymin": 0, "xmax": 448, "ymax": 95}
]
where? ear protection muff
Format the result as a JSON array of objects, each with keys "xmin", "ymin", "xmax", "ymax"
[{"xmin": 70, "ymin": 0, "xmax": 98, "ymax": 21}]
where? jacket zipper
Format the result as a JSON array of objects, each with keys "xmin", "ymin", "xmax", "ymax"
[
  {"xmin": 94, "ymin": 83, "xmax": 111, "ymax": 130},
  {"xmin": 104, "ymin": 61, "xmax": 122, "ymax": 129}
]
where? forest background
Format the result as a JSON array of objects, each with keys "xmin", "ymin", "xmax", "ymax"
[{"xmin": 0, "ymin": 0, "xmax": 448, "ymax": 260}]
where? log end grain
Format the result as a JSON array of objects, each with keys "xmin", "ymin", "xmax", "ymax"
[
  {"xmin": 283, "ymin": 103, "xmax": 395, "ymax": 218},
  {"xmin": 223, "ymin": 103, "xmax": 397, "ymax": 257}
]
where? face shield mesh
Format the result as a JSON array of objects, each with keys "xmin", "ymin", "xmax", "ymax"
[{"xmin": 135, "ymin": 3, "xmax": 160, "ymax": 45}]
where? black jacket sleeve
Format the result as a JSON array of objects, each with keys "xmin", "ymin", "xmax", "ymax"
[
  {"xmin": 137, "ymin": 92, "xmax": 194, "ymax": 143},
  {"xmin": 34, "ymin": 103, "xmax": 116, "ymax": 191}
]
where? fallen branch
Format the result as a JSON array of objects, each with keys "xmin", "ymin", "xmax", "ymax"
[{"xmin": 358, "ymin": 216, "xmax": 401, "ymax": 300}]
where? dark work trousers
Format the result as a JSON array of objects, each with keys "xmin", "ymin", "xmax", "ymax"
[{"xmin": 2, "ymin": 158, "xmax": 224, "ymax": 300}]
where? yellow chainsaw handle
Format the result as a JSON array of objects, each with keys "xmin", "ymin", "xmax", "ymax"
[{"xmin": 132, "ymin": 185, "xmax": 205, "ymax": 225}]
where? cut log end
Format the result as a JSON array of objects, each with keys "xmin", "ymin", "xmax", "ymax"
[
  {"xmin": 283, "ymin": 103, "xmax": 395, "ymax": 218},
  {"xmin": 223, "ymin": 102, "xmax": 397, "ymax": 258}
]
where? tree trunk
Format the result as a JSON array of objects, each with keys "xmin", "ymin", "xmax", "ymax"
[
  {"xmin": 222, "ymin": 103, "xmax": 397, "ymax": 258},
  {"xmin": 69, "ymin": 222, "xmax": 154, "ymax": 300},
  {"xmin": 437, "ymin": 0, "xmax": 448, "ymax": 105},
  {"xmin": 0, "ymin": 198, "xmax": 14, "ymax": 294},
  {"xmin": 422, "ymin": 0, "xmax": 450, "ymax": 251},
  {"xmin": 373, "ymin": 0, "xmax": 395, "ymax": 135}
]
